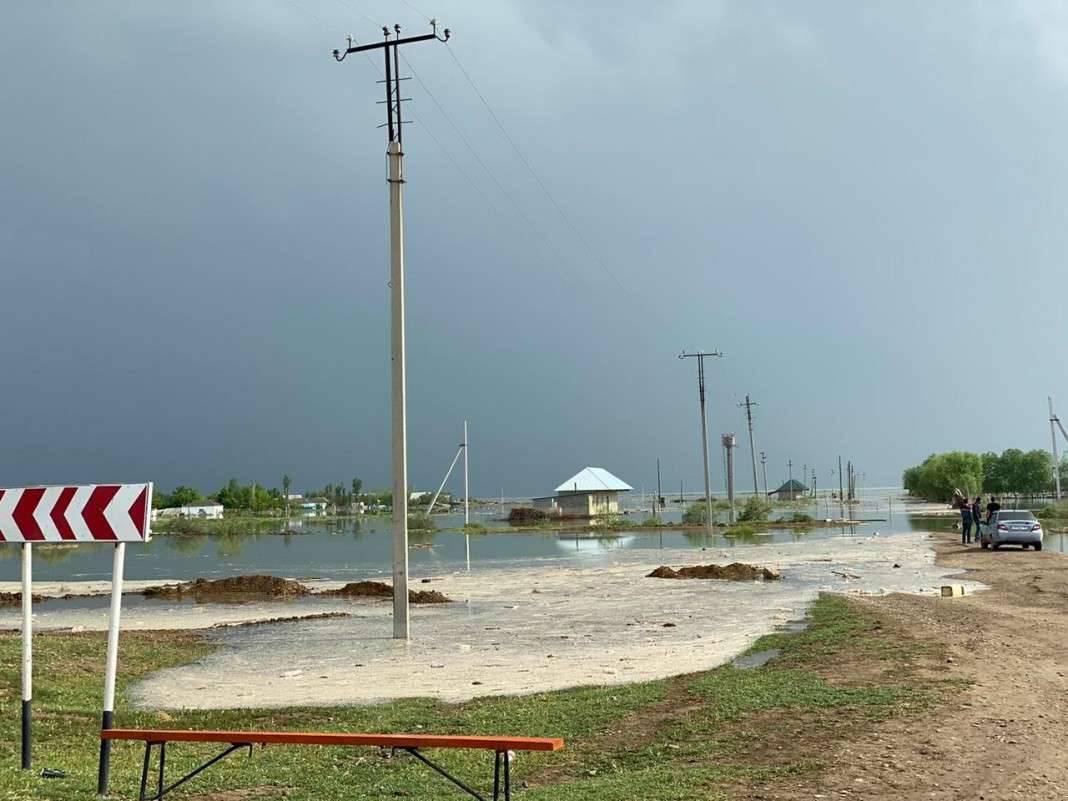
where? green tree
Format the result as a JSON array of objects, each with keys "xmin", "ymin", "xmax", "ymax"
[
  {"xmin": 1018, "ymin": 450, "xmax": 1054, "ymax": 496},
  {"xmin": 980, "ymin": 452, "xmax": 1002, "ymax": 494},
  {"xmin": 901, "ymin": 452, "xmax": 983, "ymax": 501},
  {"xmin": 352, "ymin": 477, "xmax": 363, "ymax": 499}
]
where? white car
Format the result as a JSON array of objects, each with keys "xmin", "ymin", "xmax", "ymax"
[{"xmin": 979, "ymin": 510, "xmax": 1043, "ymax": 551}]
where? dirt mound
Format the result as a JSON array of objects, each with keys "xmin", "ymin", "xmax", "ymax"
[
  {"xmin": 324, "ymin": 581, "xmax": 451, "ymax": 604},
  {"xmin": 648, "ymin": 563, "xmax": 781, "ymax": 581},
  {"xmin": 0, "ymin": 592, "xmax": 43, "ymax": 606},
  {"xmin": 143, "ymin": 575, "xmax": 310, "ymax": 602},
  {"xmin": 324, "ymin": 581, "xmax": 392, "ymax": 598}
]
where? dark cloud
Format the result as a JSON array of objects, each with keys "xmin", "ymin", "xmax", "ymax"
[{"xmin": 1, "ymin": 1, "xmax": 1064, "ymax": 497}]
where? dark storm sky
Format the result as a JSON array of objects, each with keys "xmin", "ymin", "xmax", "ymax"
[{"xmin": 2, "ymin": 1, "xmax": 1066, "ymax": 497}]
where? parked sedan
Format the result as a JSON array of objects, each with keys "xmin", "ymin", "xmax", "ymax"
[{"xmin": 979, "ymin": 510, "xmax": 1043, "ymax": 550}]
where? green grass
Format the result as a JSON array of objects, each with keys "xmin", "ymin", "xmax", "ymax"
[{"xmin": 0, "ymin": 595, "xmax": 954, "ymax": 800}]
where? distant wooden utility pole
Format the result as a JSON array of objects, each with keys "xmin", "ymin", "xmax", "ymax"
[
  {"xmin": 739, "ymin": 395, "xmax": 759, "ymax": 495},
  {"xmin": 656, "ymin": 458, "xmax": 663, "ymax": 518},
  {"xmin": 679, "ymin": 350, "xmax": 723, "ymax": 537},
  {"xmin": 760, "ymin": 451, "xmax": 768, "ymax": 496}
]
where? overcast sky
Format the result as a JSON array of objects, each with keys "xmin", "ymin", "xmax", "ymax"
[{"xmin": 2, "ymin": 1, "xmax": 1067, "ymax": 498}]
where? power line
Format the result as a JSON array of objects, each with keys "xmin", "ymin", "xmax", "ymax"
[
  {"xmin": 398, "ymin": 50, "xmax": 591, "ymax": 288},
  {"xmin": 444, "ymin": 44, "xmax": 630, "ymax": 294}
]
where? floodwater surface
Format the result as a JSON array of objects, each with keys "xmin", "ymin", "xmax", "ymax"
[{"xmin": 0, "ymin": 490, "xmax": 1035, "ymax": 584}]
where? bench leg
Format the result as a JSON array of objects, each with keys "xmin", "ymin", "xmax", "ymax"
[
  {"xmin": 491, "ymin": 751, "xmax": 511, "ymax": 801},
  {"xmin": 138, "ymin": 743, "xmax": 153, "ymax": 801},
  {"xmin": 136, "ymin": 741, "xmax": 249, "ymax": 801},
  {"xmin": 157, "ymin": 742, "xmax": 166, "ymax": 800}
]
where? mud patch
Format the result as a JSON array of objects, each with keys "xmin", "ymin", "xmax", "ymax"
[
  {"xmin": 210, "ymin": 612, "xmax": 352, "ymax": 629},
  {"xmin": 0, "ymin": 592, "xmax": 43, "ymax": 606},
  {"xmin": 143, "ymin": 576, "xmax": 310, "ymax": 603},
  {"xmin": 322, "ymin": 581, "xmax": 451, "ymax": 604},
  {"xmin": 647, "ymin": 563, "xmax": 781, "ymax": 581}
]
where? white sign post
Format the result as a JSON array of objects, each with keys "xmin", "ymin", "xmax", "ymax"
[
  {"xmin": 0, "ymin": 482, "xmax": 151, "ymax": 784},
  {"xmin": 20, "ymin": 544, "xmax": 31, "ymax": 770}
]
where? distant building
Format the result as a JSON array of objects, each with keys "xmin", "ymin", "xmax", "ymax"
[
  {"xmin": 300, "ymin": 498, "xmax": 329, "ymax": 515},
  {"xmin": 152, "ymin": 503, "xmax": 224, "ymax": 520},
  {"xmin": 770, "ymin": 479, "xmax": 808, "ymax": 500},
  {"xmin": 532, "ymin": 467, "xmax": 633, "ymax": 518}
]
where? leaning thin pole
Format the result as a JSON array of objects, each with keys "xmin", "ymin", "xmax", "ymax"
[
  {"xmin": 427, "ymin": 443, "xmax": 464, "ymax": 515},
  {"xmin": 333, "ymin": 22, "xmax": 450, "ymax": 640}
]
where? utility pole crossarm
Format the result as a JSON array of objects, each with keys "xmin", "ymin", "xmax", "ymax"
[{"xmin": 337, "ymin": 31, "xmax": 441, "ymax": 56}]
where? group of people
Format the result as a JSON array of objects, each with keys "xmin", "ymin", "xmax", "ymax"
[{"xmin": 960, "ymin": 495, "xmax": 1001, "ymax": 544}]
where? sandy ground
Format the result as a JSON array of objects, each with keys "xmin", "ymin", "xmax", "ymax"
[
  {"xmin": 106, "ymin": 532, "xmax": 979, "ymax": 710},
  {"xmin": 741, "ymin": 532, "xmax": 1068, "ymax": 801}
]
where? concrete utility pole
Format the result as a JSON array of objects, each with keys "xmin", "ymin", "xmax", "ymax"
[
  {"xmin": 679, "ymin": 350, "xmax": 723, "ymax": 538},
  {"xmin": 1051, "ymin": 397, "xmax": 1063, "ymax": 500},
  {"xmin": 739, "ymin": 395, "xmax": 759, "ymax": 495},
  {"xmin": 788, "ymin": 459, "xmax": 793, "ymax": 487},
  {"xmin": 760, "ymin": 451, "xmax": 768, "ymax": 496},
  {"xmin": 838, "ymin": 455, "xmax": 844, "ymax": 502},
  {"xmin": 334, "ymin": 22, "xmax": 450, "ymax": 640},
  {"xmin": 722, "ymin": 434, "xmax": 737, "ymax": 522}
]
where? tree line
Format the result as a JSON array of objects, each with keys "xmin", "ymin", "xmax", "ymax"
[
  {"xmin": 902, "ymin": 449, "xmax": 1068, "ymax": 502},
  {"xmin": 153, "ymin": 475, "xmax": 371, "ymax": 512}
]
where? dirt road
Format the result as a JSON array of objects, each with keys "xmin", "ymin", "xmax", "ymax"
[{"xmin": 753, "ymin": 531, "xmax": 1068, "ymax": 800}]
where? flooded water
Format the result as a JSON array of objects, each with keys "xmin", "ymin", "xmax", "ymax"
[{"xmin": 0, "ymin": 488, "xmax": 1048, "ymax": 584}]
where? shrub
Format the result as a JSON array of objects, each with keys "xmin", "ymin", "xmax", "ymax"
[
  {"xmin": 508, "ymin": 506, "xmax": 550, "ymax": 523},
  {"xmin": 682, "ymin": 502, "xmax": 709, "ymax": 525},
  {"xmin": 408, "ymin": 513, "xmax": 437, "ymax": 531},
  {"xmin": 738, "ymin": 495, "xmax": 773, "ymax": 522}
]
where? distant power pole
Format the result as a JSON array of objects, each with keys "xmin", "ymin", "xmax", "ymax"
[
  {"xmin": 679, "ymin": 350, "xmax": 723, "ymax": 537},
  {"xmin": 333, "ymin": 22, "xmax": 450, "ymax": 641},
  {"xmin": 656, "ymin": 458, "xmax": 663, "ymax": 517},
  {"xmin": 838, "ymin": 455, "xmax": 844, "ymax": 501},
  {"xmin": 1051, "ymin": 397, "xmax": 1063, "ymax": 500},
  {"xmin": 760, "ymin": 451, "xmax": 768, "ymax": 496},
  {"xmin": 788, "ymin": 460, "xmax": 793, "ymax": 487},
  {"xmin": 722, "ymin": 434, "xmax": 737, "ymax": 522},
  {"xmin": 739, "ymin": 395, "xmax": 759, "ymax": 495},
  {"xmin": 463, "ymin": 420, "xmax": 469, "ymax": 525}
]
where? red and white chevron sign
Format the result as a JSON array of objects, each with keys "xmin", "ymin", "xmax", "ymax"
[{"xmin": 0, "ymin": 484, "xmax": 152, "ymax": 543}]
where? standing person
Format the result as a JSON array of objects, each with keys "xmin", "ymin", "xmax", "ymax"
[
  {"xmin": 960, "ymin": 500, "xmax": 973, "ymax": 544},
  {"xmin": 986, "ymin": 496, "xmax": 1001, "ymax": 524},
  {"xmin": 972, "ymin": 496, "xmax": 983, "ymax": 543}
]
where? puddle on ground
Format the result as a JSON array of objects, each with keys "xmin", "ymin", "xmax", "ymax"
[{"xmin": 732, "ymin": 648, "xmax": 781, "ymax": 669}]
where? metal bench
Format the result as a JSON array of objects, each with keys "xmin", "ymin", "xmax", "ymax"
[{"xmin": 101, "ymin": 728, "xmax": 564, "ymax": 801}]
